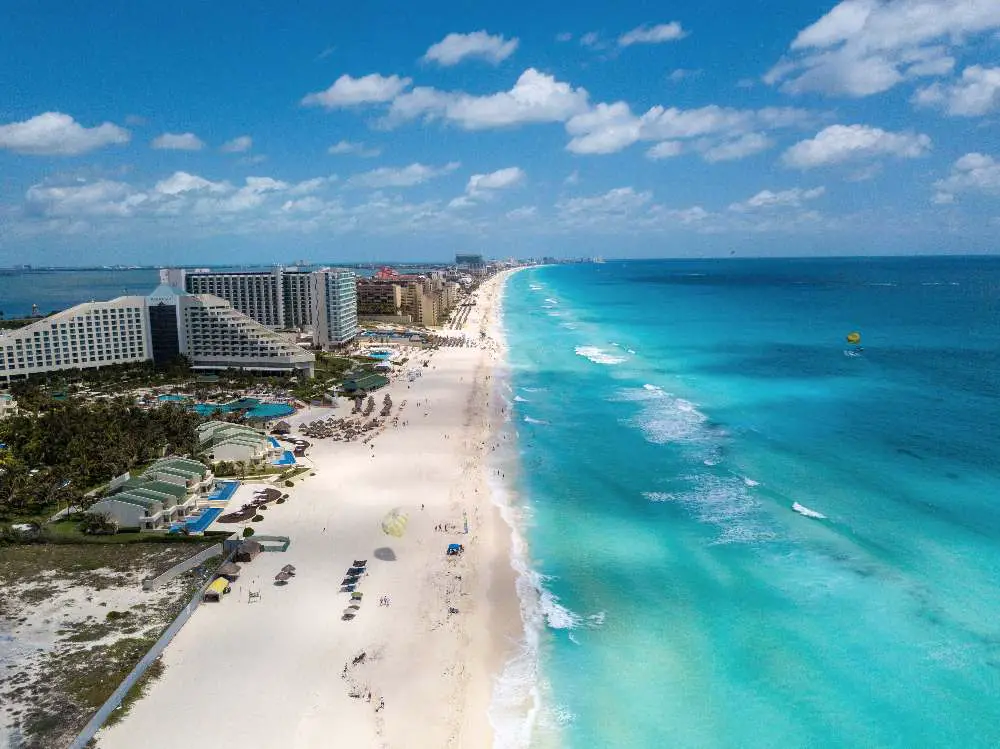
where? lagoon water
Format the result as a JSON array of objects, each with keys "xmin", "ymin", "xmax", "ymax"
[{"xmin": 499, "ymin": 258, "xmax": 1000, "ymax": 748}]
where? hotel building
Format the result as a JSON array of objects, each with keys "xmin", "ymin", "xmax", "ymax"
[
  {"xmin": 0, "ymin": 284, "xmax": 315, "ymax": 384},
  {"xmin": 163, "ymin": 267, "xmax": 358, "ymax": 348}
]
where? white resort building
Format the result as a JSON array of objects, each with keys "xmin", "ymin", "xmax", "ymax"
[
  {"xmin": 197, "ymin": 420, "xmax": 281, "ymax": 464},
  {"xmin": 89, "ymin": 458, "xmax": 214, "ymax": 531},
  {"xmin": 0, "ymin": 284, "xmax": 316, "ymax": 384}
]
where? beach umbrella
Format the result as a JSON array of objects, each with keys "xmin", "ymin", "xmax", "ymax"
[
  {"xmin": 274, "ymin": 571, "xmax": 292, "ymax": 582},
  {"xmin": 380, "ymin": 508, "xmax": 408, "ymax": 537},
  {"xmin": 281, "ymin": 564, "xmax": 296, "ymax": 573}
]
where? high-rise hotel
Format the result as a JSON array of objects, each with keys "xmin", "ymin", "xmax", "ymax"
[
  {"xmin": 163, "ymin": 267, "xmax": 358, "ymax": 348},
  {"xmin": 0, "ymin": 284, "xmax": 315, "ymax": 384}
]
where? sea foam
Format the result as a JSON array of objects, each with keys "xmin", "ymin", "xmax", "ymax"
[{"xmin": 575, "ymin": 346, "xmax": 627, "ymax": 365}]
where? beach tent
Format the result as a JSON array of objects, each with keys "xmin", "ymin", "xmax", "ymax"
[
  {"xmin": 203, "ymin": 577, "xmax": 230, "ymax": 601},
  {"xmin": 447, "ymin": 544, "xmax": 464, "ymax": 556},
  {"xmin": 216, "ymin": 562, "xmax": 242, "ymax": 580},
  {"xmin": 235, "ymin": 540, "xmax": 263, "ymax": 562},
  {"xmin": 271, "ymin": 420, "xmax": 292, "ymax": 434}
]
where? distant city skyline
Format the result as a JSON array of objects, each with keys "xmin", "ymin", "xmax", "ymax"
[{"xmin": 2, "ymin": 1, "xmax": 999, "ymax": 265}]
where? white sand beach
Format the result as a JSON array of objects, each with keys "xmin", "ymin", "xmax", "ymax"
[{"xmin": 96, "ymin": 271, "xmax": 524, "ymax": 749}]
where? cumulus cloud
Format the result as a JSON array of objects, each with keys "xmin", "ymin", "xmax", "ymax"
[
  {"xmin": 729, "ymin": 186, "xmax": 826, "ymax": 212},
  {"xmin": 783, "ymin": 124, "xmax": 931, "ymax": 168},
  {"xmin": 302, "ymin": 73, "xmax": 411, "ymax": 108},
  {"xmin": 913, "ymin": 65, "xmax": 1000, "ymax": 116},
  {"xmin": 565, "ymin": 102, "xmax": 641, "ymax": 154},
  {"xmin": 154, "ymin": 171, "xmax": 228, "ymax": 195},
  {"xmin": 328, "ymin": 140, "xmax": 381, "ymax": 157},
  {"xmin": 466, "ymin": 167, "xmax": 525, "ymax": 195},
  {"xmin": 566, "ymin": 102, "xmax": 811, "ymax": 157},
  {"xmin": 932, "ymin": 152, "xmax": 1000, "ymax": 203},
  {"xmin": 220, "ymin": 135, "xmax": 252, "ymax": 153},
  {"xmin": 619, "ymin": 22, "xmax": 688, "ymax": 46},
  {"xmin": 384, "ymin": 69, "xmax": 590, "ymax": 130},
  {"xmin": 422, "ymin": 31, "xmax": 519, "ymax": 66},
  {"xmin": 700, "ymin": 132, "xmax": 773, "ymax": 163},
  {"xmin": 152, "ymin": 132, "xmax": 205, "ymax": 151},
  {"xmin": 765, "ymin": 0, "xmax": 1000, "ymax": 97},
  {"xmin": 348, "ymin": 162, "xmax": 460, "ymax": 188},
  {"xmin": 25, "ymin": 180, "xmax": 146, "ymax": 217},
  {"xmin": 646, "ymin": 141, "xmax": 684, "ymax": 160},
  {"xmin": 0, "ymin": 112, "xmax": 129, "ymax": 156},
  {"xmin": 558, "ymin": 186, "xmax": 652, "ymax": 215}
]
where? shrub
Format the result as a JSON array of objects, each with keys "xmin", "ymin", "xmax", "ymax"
[
  {"xmin": 252, "ymin": 514, "xmax": 264, "ymax": 522},
  {"xmin": 243, "ymin": 527, "xmax": 255, "ymax": 537},
  {"xmin": 285, "ymin": 480, "xmax": 294, "ymax": 487}
]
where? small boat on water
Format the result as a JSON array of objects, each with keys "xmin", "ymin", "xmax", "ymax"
[{"xmin": 792, "ymin": 502, "xmax": 826, "ymax": 519}]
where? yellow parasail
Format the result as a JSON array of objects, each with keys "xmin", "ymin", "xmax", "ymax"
[
  {"xmin": 380, "ymin": 508, "xmax": 408, "ymax": 537},
  {"xmin": 846, "ymin": 332, "xmax": 861, "ymax": 345}
]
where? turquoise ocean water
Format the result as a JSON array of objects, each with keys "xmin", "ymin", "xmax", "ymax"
[{"xmin": 492, "ymin": 258, "xmax": 1000, "ymax": 749}]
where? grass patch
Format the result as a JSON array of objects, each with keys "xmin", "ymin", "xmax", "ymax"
[{"xmin": 103, "ymin": 655, "xmax": 165, "ymax": 727}]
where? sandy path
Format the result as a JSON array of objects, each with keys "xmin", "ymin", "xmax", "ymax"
[{"xmin": 96, "ymin": 272, "xmax": 522, "ymax": 749}]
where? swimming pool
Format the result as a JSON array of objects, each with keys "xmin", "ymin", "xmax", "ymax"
[
  {"xmin": 206, "ymin": 481, "xmax": 239, "ymax": 502},
  {"xmin": 191, "ymin": 398, "xmax": 295, "ymax": 419},
  {"xmin": 368, "ymin": 351, "xmax": 392, "ymax": 360},
  {"xmin": 169, "ymin": 507, "xmax": 222, "ymax": 534},
  {"xmin": 157, "ymin": 394, "xmax": 188, "ymax": 402},
  {"xmin": 268, "ymin": 437, "xmax": 281, "ymax": 448},
  {"xmin": 272, "ymin": 450, "xmax": 296, "ymax": 466}
]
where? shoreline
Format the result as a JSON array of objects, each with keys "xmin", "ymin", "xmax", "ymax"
[{"xmin": 93, "ymin": 269, "xmax": 528, "ymax": 749}]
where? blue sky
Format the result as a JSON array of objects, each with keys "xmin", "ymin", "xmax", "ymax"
[{"xmin": 1, "ymin": 0, "xmax": 998, "ymax": 266}]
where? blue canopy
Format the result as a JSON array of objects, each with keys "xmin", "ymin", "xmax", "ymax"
[{"xmin": 447, "ymin": 544, "xmax": 462, "ymax": 552}]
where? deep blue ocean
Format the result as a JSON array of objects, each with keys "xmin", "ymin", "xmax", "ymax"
[{"xmin": 494, "ymin": 257, "xmax": 1000, "ymax": 749}]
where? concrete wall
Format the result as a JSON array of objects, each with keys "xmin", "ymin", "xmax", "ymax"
[{"xmin": 142, "ymin": 543, "xmax": 223, "ymax": 591}]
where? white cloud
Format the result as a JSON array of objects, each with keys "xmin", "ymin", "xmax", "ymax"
[
  {"xmin": 0, "ymin": 112, "xmax": 129, "ymax": 156},
  {"xmin": 327, "ymin": 140, "xmax": 381, "ymax": 157},
  {"xmin": 154, "ymin": 171, "xmax": 228, "ymax": 195},
  {"xmin": 565, "ymin": 102, "xmax": 640, "ymax": 154},
  {"xmin": 564, "ymin": 170, "xmax": 580, "ymax": 185},
  {"xmin": 152, "ymin": 132, "xmax": 205, "ymax": 151},
  {"xmin": 766, "ymin": 0, "xmax": 1000, "ymax": 97},
  {"xmin": 422, "ymin": 31, "xmax": 519, "ymax": 66},
  {"xmin": 348, "ymin": 162, "xmax": 460, "ymax": 188},
  {"xmin": 700, "ymin": 132, "xmax": 773, "ymax": 162},
  {"xmin": 302, "ymin": 73, "xmax": 411, "ymax": 108},
  {"xmin": 730, "ymin": 186, "xmax": 826, "ymax": 212},
  {"xmin": 566, "ymin": 102, "xmax": 811, "ymax": 157},
  {"xmin": 385, "ymin": 68, "xmax": 590, "ymax": 130},
  {"xmin": 466, "ymin": 167, "xmax": 525, "ymax": 194},
  {"xmin": 932, "ymin": 152, "xmax": 1000, "ymax": 202},
  {"xmin": 289, "ymin": 176, "xmax": 336, "ymax": 195},
  {"xmin": 646, "ymin": 141, "xmax": 684, "ymax": 160},
  {"xmin": 619, "ymin": 22, "xmax": 687, "ymax": 46},
  {"xmin": 220, "ymin": 135, "xmax": 252, "ymax": 153},
  {"xmin": 783, "ymin": 124, "xmax": 931, "ymax": 168},
  {"xmin": 668, "ymin": 68, "xmax": 700, "ymax": 82},
  {"xmin": 507, "ymin": 206, "xmax": 537, "ymax": 219},
  {"xmin": 558, "ymin": 187, "xmax": 652, "ymax": 215},
  {"xmin": 579, "ymin": 32, "xmax": 603, "ymax": 49},
  {"xmin": 913, "ymin": 65, "xmax": 1000, "ymax": 116},
  {"xmin": 555, "ymin": 32, "xmax": 573, "ymax": 43},
  {"xmin": 25, "ymin": 180, "xmax": 146, "ymax": 217}
]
